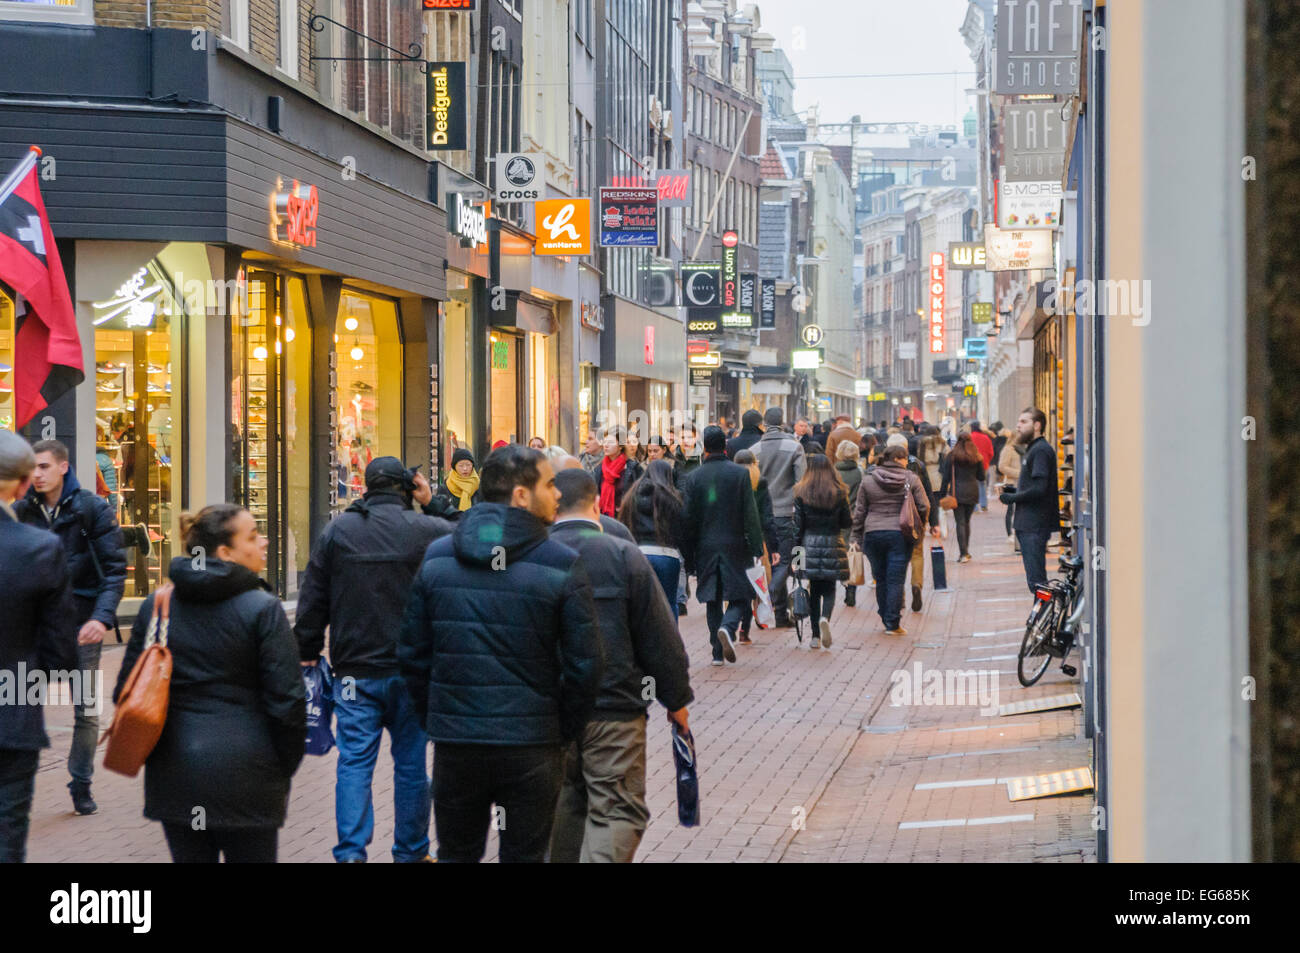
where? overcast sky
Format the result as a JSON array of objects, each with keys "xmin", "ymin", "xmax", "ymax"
[{"xmin": 753, "ymin": 0, "xmax": 978, "ymax": 128}]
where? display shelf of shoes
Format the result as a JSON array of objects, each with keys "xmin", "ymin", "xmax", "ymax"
[{"xmin": 244, "ymin": 337, "xmax": 270, "ymax": 532}]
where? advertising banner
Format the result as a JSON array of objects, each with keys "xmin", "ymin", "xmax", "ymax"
[
  {"xmin": 984, "ymin": 225, "xmax": 1054, "ymax": 271},
  {"xmin": 998, "ymin": 172, "xmax": 1062, "ymax": 229},
  {"xmin": 760, "ymin": 278, "xmax": 776, "ymax": 328},
  {"xmin": 534, "ymin": 198, "xmax": 591, "ymax": 255},
  {"xmin": 495, "ymin": 152, "xmax": 543, "ymax": 200},
  {"xmin": 426, "ymin": 62, "xmax": 467, "ymax": 151},
  {"xmin": 598, "ymin": 186, "xmax": 659, "ymax": 246},
  {"xmin": 681, "ymin": 262, "xmax": 721, "ymax": 308}
]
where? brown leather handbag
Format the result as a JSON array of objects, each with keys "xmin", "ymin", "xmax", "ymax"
[
  {"xmin": 940, "ymin": 457, "xmax": 959, "ymax": 511},
  {"xmin": 102, "ymin": 583, "xmax": 174, "ymax": 778}
]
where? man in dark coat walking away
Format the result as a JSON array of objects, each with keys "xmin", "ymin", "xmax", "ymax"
[
  {"xmin": 1000, "ymin": 407, "xmax": 1060, "ymax": 593},
  {"xmin": 680, "ymin": 426, "xmax": 765, "ymax": 666},
  {"xmin": 726, "ymin": 409, "xmax": 764, "ymax": 460},
  {"xmin": 398, "ymin": 445, "xmax": 604, "ymax": 862},
  {"xmin": 548, "ymin": 469, "xmax": 692, "ymax": 862},
  {"xmin": 13, "ymin": 439, "xmax": 124, "ymax": 817},
  {"xmin": 0, "ymin": 432, "xmax": 77, "ymax": 863},
  {"xmin": 295, "ymin": 457, "xmax": 455, "ymax": 863}
]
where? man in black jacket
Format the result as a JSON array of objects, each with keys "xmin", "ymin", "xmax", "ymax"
[
  {"xmin": 0, "ymin": 432, "xmax": 77, "ymax": 862},
  {"xmin": 681, "ymin": 426, "xmax": 765, "ymax": 665},
  {"xmin": 295, "ymin": 457, "xmax": 454, "ymax": 863},
  {"xmin": 13, "ymin": 439, "xmax": 124, "ymax": 817},
  {"xmin": 548, "ymin": 469, "xmax": 692, "ymax": 863},
  {"xmin": 725, "ymin": 409, "xmax": 764, "ymax": 460},
  {"xmin": 398, "ymin": 445, "xmax": 604, "ymax": 862},
  {"xmin": 1000, "ymin": 408, "xmax": 1061, "ymax": 593}
]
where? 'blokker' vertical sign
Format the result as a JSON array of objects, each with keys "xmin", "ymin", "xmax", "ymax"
[{"xmin": 426, "ymin": 62, "xmax": 467, "ymax": 151}]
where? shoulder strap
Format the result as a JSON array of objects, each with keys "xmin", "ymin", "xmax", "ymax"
[{"xmin": 146, "ymin": 582, "xmax": 175, "ymax": 649}]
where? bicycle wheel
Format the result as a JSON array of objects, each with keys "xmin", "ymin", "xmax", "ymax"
[{"xmin": 1018, "ymin": 599, "xmax": 1058, "ymax": 687}]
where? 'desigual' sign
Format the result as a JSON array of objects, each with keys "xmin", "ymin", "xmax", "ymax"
[
  {"xmin": 426, "ymin": 62, "xmax": 467, "ymax": 151},
  {"xmin": 994, "ymin": 0, "xmax": 1083, "ymax": 97}
]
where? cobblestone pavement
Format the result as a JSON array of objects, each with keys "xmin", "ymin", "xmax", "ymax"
[{"xmin": 26, "ymin": 502, "xmax": 1094, "ymax": 863}]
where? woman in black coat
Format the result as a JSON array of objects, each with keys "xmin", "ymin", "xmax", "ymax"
[
  {"xmin": 793, "ymin": 453, "xmax": 852, "ymax": 650},
  {"xmin": 618, "ymin": 458, "xmax": 685, "ymax": 614},
  {"xmin": 833, "ymin": 440, "xmax": 864, "ymax": 607},
  {"xmin": 114, "ymin": 504, "xmax": 306, "ymax": 863},
  {"xmin": 938, "ymin": 432, "xmax": 987, "ymax": 563}
]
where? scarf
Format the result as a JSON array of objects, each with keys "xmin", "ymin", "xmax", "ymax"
[
  {"xmin": 444, "ymin": 469, "xmax": 480, "ymax": 511},
  {"xmin": 599, "ymin": 453, "xmax": 627, "ymax": 516}
]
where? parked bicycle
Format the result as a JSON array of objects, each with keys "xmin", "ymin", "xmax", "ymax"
[{"xmin": 1017, "ymin": 550, "xmax": 1085, "ymax": 687}]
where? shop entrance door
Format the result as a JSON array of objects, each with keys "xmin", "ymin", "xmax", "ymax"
[{"xmin": 231, "ymin": 270, "xmax": 312, "ymax": 599}]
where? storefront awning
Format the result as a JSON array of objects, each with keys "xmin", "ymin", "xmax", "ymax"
[{"xmin": 722, "ymin": 361, "xmax": 753, "ymax": 379}]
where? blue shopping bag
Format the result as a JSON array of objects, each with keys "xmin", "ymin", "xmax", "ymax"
[
  {"xmin": 303, "ymin": 657, "xmax": 335, "ymax": 755},
  {"xmin": 672, "ymin": 726, "xmax": 700, "ymax": 827}
]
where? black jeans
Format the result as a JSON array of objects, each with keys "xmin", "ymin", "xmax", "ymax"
[
  {"xmin": 808, "ymin": 579, "xmax": 836, "ymax": 630},
  {"xmin": 769, "ymin": 516, "xmax": 797, "ymax": 614},
  {"xmin": 160, "ymin": 822, "xmax": 278, "ymax": 862},
  {"xmin": 954, "ymin": 503, "xmax": 975, "ymax": 557},
  {"xmin": 433, "ymin": 742, "xmax": 562, "ymax": 863},
  {"xmin": 0, "ymin": 749, "xmax": 39, "ymax": 863},
  {"xmin": 706, "ymin": 601, "xmax": 748, "ymax": 660},
  {"xmin": 1016, "ymin": 529, "xmax": 1052, "ymax": 593}
]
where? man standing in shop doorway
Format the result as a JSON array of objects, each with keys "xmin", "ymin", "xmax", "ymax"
[
  {"xmin": 1000, "ymin": 408, "xmax": 1060, "ymax": 593},
  {"xmin": 13, "ymin": 439, "xmax": 125, "ymax": 817}
]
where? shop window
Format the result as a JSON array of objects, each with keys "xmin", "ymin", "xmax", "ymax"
[
  {"xmin": 230, "ymin": 270, "xmax": 311, "ymax": 598},
  {"xmin": 335, "ymin": 291, "xmax": 403, "ymax": 512},
  {"xmin": 0, "ymin": 0, "xmax": 93, "ymax": 25},
  {"xmin": 92, "ymin": 258, "xmax": 186, "ymax": 597},
  {"xmin": 489, "ymin": 330, "xmax": 522, "ymax": 446},
  {"xmin": 441, "ymin": 277, "xmax": 476, "ymax": 469},
  {"xmin": 527, "ymin": 331, "xmax": 557, "ymax": 447}
]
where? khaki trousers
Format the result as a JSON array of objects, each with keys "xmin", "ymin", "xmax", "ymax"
[{"xmin": 550, "ymin": 717, "xmax": 649, "ymax": 863}]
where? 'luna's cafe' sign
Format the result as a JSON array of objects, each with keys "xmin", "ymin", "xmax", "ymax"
[{"xmin": 426, "ymin": 62, "xmax": 467, "ymax": 151}]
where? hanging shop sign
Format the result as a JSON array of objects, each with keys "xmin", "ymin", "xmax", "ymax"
[
  {"xmin": 1003, "ymin": 103, "xmax": 1069, "ymax": 183},
  {"xmin": 535, "ymin": 198, "xmax": 591, "ymax": 255},
  {"xmin": 854, "ymin": 379, "xmax": 873, "ymax": 396},
  {"xmin": 792, "ymin": 348, "xmax": 823, "ymax": 370},
  {"xmin": 688, "ymin": 351, "xmax": 722, "ymax": 368},
  {"xmin": 642, "ymin": 258, "xmax": 677, "ymax": 307},
  {"xmin": 964, "ymin": 337, "xmax": 988, "ymax": 359},
  {"xmin": 580, "ymin": 299, "xmax": 604, "ymax": 331},
  {"xmin": 928, "ymin": 251, "xmax": 945, "ymax": 354},
  {"xmin": 800, "ymin": 324, "xmax": 823, "ymax": 347},
  {"xmin": 721, "ymin": 311, "xmax": 755, "ymax": 330},
  {"xmin": 495, "ymin": 152, "xmax": 543, "ymax": 201},
  {"xmin": 598, "ymin": 186, "xmax": 659, "ymax": 246},
  {"xmin": 947, "ymin": 241, "xmax": 986, "ymax": 270},
  {"xmin": 681, "ymin": 262, "xmax": 721, "ymax": 307},
  {"xmin": 686, "ymin": 314, "xmax": 721, "ymax": 335},
  {"xmin": 993, "ymin": 0, "xmax": 1082, "ymax": 97},
  {"xmin": 424, "ymin": 0, "xmax": 476, "ymax": 7},
  {"xmin": 998, "ymin": 171, "xmax": 1062, "ymax": 230},
  {"xmin": 644, "ymin": 325, "xmax": 655, "ymax": 365},
  {"xmin": 686, "ymin": 339, "xmax": 711, "ymax": 355},
  {"xmin": 690, "ymin": 367, "xmax": 714, "ymax": 386},
  {"xmin": 971, "ymin": 301, "xmax": 994, "ymax": 324},
  {"xmin": 426, "ymin": 62, "xmax": 467, "ymax": 151},
  {"xmin": 898, "ymin": 341, "xmax": 918, "ymax": 360},
  {"xmin": 739, "ymin": 273, "xmax": 757, "ymax": 314},
  {"xmin": 450, "ymin": 192, "xmax": 487, "ymax": 247},
  {"xmin": 721, "ymin": 230, "xmax": 739, "ymax": 307},
  {"xmin": 984, "ymin": 224, "xmax": 1054, "ymax": 271},
  {"xmin": 653, "ymin": 169, "xmax": 692, "ymax": 208},
  {"xmin": 271, "ymin": 178, "xmax": 319, "ymax": 248},
  {"xmin": 760, "ymin": 278, "xmax": 776, "ymax": 328}
]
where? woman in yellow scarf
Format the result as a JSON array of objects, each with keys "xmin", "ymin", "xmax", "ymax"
[{"xmin": 438, "ymin": 448, "xmax": 481, "ymax": 512}]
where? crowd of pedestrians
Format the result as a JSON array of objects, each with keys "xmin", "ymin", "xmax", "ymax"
[{"xmin": 0, "ymin": 404, "xmax": 1060, "ymax": 864}]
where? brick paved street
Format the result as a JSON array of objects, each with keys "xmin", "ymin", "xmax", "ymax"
[{"xmin": 26, "ymin": 501, "xmax": 1094, "ymax": 863}]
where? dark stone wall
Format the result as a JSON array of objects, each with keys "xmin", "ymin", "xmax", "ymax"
[{"xmin": 1247, "ymin": 0, "xmax": 1300, "ymax": 862}]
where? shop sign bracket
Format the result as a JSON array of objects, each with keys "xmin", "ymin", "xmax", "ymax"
[{"xmin": 308, "ymin": 15, "xmax": 429, "ymax": 73}]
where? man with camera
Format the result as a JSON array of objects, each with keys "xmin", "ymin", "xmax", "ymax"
[{"xmin": 295, "ymin": 457, "xmax": 455, "ymax": 863}]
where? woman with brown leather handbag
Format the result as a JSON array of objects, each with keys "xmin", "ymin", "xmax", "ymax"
[
  {"xmin": 938, "ymin": 433, "xmax": 987, "ymax": 563},
  {"xmin": 111, "ymin": 504, "xmax": 306, "ymax": 863}
]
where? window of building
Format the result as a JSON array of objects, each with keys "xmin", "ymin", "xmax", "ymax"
[
  {"xmin": 278, "ymin": 0, "xmax": 299, "ymax": 79},
  {"xmin": 222, "ymin": 0, "xmax": 249, "ymax": 47},
  {"xmin": 334, "ymin": 291, "xmax": 403, "ymax": 515},
  {"xmin": 335, "ymin": 0, "xmax": 422, "ymax": 148},
  {"xmin": 0, "ymin": 0, "xmax": 93, "ymax": 25}
]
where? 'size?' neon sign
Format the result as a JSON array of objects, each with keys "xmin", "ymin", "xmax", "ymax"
[
  {"xmin": 929, "ymin": 251, "xmax": 945, "ymax": 354},
  {"xmin": 271, "ymin": 178, "xmax": 320, "ymax": 248}
]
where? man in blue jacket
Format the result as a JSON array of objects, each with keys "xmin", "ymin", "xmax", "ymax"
[
  {"xmin": 0, "ymin": 432, "xmax": 78, "ymax": 862},
  {"xmin": 13, "ymin": 439, "xmax": 124, "ymax": 816},
  {"xmin": 1000, "ymin": 408, "xmax": 1061, "ymax": 593},
  {"xmin": 398, "ymin": 445, "xmax": 604, "ymax": 862}
]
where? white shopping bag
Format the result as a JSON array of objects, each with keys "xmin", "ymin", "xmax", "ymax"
[{"xmin": 747, "ymin": 562, "xmax": 776, "ymax": 629}]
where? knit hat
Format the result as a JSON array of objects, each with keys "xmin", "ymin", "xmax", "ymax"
[{"xmin": 451, "ymin": 448, "xmax": 475, "ymax": 468}]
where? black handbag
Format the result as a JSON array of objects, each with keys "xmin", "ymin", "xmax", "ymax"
[{"xmin": 790, "ymin": 574, "xmax": 811, "ymax": 620}]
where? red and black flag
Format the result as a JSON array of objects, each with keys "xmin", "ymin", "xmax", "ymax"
[{"xmin": 0, "ymin": 146, "xmax": 82, "ymax": 428}]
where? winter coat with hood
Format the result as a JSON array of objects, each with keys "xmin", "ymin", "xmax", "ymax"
[
  {"xmin": 14, "ymin": 468, "xmax": 125, "ymax": 627},
  {"xmin": 0, "ymin": 509, "xmax": 77, "ymax": 751},
  {"xmin": 850, "ymin": 461, "xmax": 931, "ymax": 542},
  {"xmin": 113, "ymin": 557, "xmax": 306, "ymax": 828},
  {"xmin": 397, "ymin": 502, "xmax": 604, "ymax": 746},
  {"xmin": 680, "ymin": 454, "xmax": 765, "ymax": 603},
  {"xmin": 294, "ymin": 488, "xmax": 454, "ymax": 679},
  {"xmin": 754, "ymin": 427, "xmax": 807, "ymax": 518},
  {"xmin": 834, "ymin": 458, "xmax": 863, "ymax": 505},
  {"xmin": 793, "ymin": 492, "xmax": 852, "ymax": 582},
  {"xmin": 549, "ymin": 519, "xmax": 692, "ymax": 721},
  {"xmin": 998, "ymin": 440, "xmax": 1023, "ymax": 483}
]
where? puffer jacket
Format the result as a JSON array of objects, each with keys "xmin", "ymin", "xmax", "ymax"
[
  {"xmin": 294, "ymin": 490, "xmax": 454, "ymax": 679},
  {"xmin": 793, "ymin": 495, "xmax": 852, "ymax": 581},
  {"xmin": 624, "ymin": 479, "xmax": 685, "ymax": 549},
  {"xmin": 550, "ymin": 520, "xmax": 692, "ymax": 720},
  {"xmin": 114, "ymin": 558, "xmax": 306, "ymax": 828},
  {"xmin": 397, "ymin": 503, "xmax": 604, "ymax": 745},
  {"xmin": 14, "ymin": 469, "xmax": 125, "ymax": 627}
]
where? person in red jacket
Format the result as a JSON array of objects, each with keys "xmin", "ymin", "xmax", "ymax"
[{"xmin": 969, "ymin": 421, "xmax": 995, "ymax": 512}]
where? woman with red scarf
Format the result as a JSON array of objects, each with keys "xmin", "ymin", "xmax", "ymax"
[{"xmin": 588, "ymin": 429, "xmax": 644, "ymax": 518}]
